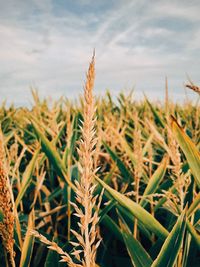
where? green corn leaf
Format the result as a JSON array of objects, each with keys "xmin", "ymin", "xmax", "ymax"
[
  {"xmin": 95, "ymin": 172, "xmax": 153, "ymax": 240},
  {"xmin": 95, "ymin": 178, "xmax": 151, "ymax": 241},
  {"xmin": 99, "ymin": 200, "xmax": 117, "ymax": 223},
  {"xmin": 103, "ymin": 141, "xmax": 133, "ymax": 182},
  {"xmin": 19, "ymin": 209, "xmax": 35, "ymax": 267},
  {"xmin": 63, "ymin": 112, "xmax": 80, "ymax": 165},
  {"xmin": 117, "ymin": 205, "xmax": 152, "ymax": 241},
  {"xmin": 171, "ymin": 115, "xmax": 200, "ymax": 187},
  {"xmin": 44, "ymin": 187, "xmax": 63, "ymax": 203},
  {"xmin": 187, "ymin": 192, "xmax": 200, "ymax": 218},
  {"xmin": 186, "ymin": 219, "xmax": 200, "ymax": 248},
  {"xmin": 140, "ymin": 156, "xmax": 168, "ymax": 207},
  {"xmin": 31, "ymin": 120, "xmax": 66, "ymax": 179},
  {"xmin": 70, "ymin": 112, "xmax": 81, "ymax": 156},
  {"xmin": 15, "ymin": 149, "xmax": 39, "ymax": 208},
  {"xmin": 0, "ymin": 209, "xmax": 3, "ymax": 222},
  {"xmin": 53, "ymin": 122, "xmax": 66, "ymax": 146},
  {"xmin": 145, "ymin": 96, "xmax": 165, "ymax": 128},
  {"xmin": 108, "ymin": 131, "xmax": 137, "ymax": 167},
  {"xmin": 95, "ymin": 176, "xmax": 169, "ymax": 240},
  {"xmin": 152, "ymin": 212, "xmax": 186, "ymax": 267},
  {"xmin": 154, "ymin": 183, "xmax": 176, "ymax": 212},
  {"xmin": 142, "ymin": 133, "xmax": 154, "ymax": 156},
  {"xmin": 119, "ymin": 214, "xmax": 153, "ymax": 267},
  {"xmin": 100, "ymin": 214, "xmax": 124, "ymax": 243},
  {"xmin": 31, "ymin": 120, "xmax": 75, "ymax": 190}
]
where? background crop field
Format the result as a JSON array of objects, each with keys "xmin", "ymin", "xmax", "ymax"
[{"xmin": 0, "ymin": 86, "xmax": 199, "ymax": 266}]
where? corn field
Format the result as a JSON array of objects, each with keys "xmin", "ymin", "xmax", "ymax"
[{"xmin": 0, "ymin": 57, "xmax": 199, "ymax": 267}]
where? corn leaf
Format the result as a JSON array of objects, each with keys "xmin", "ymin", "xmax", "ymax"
[
  {"xmin": 19, "ymin": 209, "xmax": 35, "ymax": 267},
  {"xmin": 100, "ymin": 214, "xmax": 124, "ymax": 243},
  {"xmin": 119, "ymin": 214, "xmax": 153, "ymax": 267},
  {"xmin": 31, "ymin": 120, "xmax": 75, "ymax": 190},
  {"xmin": 145, "ymin": 96, "xmax": 165, "ymax": 128},
  {"xmin": 15, "ymin": 149, "xmax": 39, "ymax": 208},
  {"xmin": 95, "ymin": 176, "xmax": 169, "ymax": 240},
  {"xmin": 186, "ymin": 219, "xmax": 200, "ymax": 248},
  {"xmin": 117, "ymin": 205, "xmax": 152, "ymax": 240},
  {"xmin": 140, "ymin": 156, "xmax": 168, "ymax": 207},
  {"xmin": 187, "ymin": 193, "xmax": 200, "ymax": 218},
  {"xmin": 0, "ymin": 209, "xmax": 3, "ymax": 222},
  {"xmin": 103, "ymin": 141, "xmax": 133, "ymax": 182},
  {"xmin": 171, "ymin": 115, "xmax": 200, "ymax": 187},
  {"xmin": 152, "ymin": 212, "xmax": 186, "ymax": 267}
]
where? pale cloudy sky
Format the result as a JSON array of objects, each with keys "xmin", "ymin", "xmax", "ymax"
[{"xmin": 0, "ymin": 0, "xmax": 200, "ymax": 106}]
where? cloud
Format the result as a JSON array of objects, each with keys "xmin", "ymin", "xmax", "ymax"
[{"xmin": 0, "ymin": 0, "xmax": 199, "ymax": 106}]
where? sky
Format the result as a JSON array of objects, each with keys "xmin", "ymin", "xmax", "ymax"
[{"xmin": 0, "ymin": 0, "xmax": 200, "ymax": 106}]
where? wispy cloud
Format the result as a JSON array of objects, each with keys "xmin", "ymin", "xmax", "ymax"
[{"xmin": 0, "ymin": 0, "xmax": 199, "ymax": 106}]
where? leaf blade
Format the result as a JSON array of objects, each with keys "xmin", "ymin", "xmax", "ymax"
[
  {"xmin": 152, "ymin": 212, "xmax": 186, "ymax": 267},
  {"xmin": 140, "ymin": 156, "xmax": 168, "ymax": 207},
  {"xmin": 119, "ymin": 214, "xmax": 153, "ymax": 267},
  {"xmin": 95, "ymin": 176, "xmax": 169, "ymax": 240},
  {"xmin": 19, "ymin": 209, "xmax": 35, "ymax": 267},
  {"xmin": 15, "ymin": 149, "xmax": 39, "ymax": 208},
  {"xmin": 171, "ymin": 116, "xmax": 200, "ymax": 187}
]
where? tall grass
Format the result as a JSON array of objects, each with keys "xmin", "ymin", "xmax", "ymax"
[{"xmin": 0, "ymin": 57, "xmax": 199, "ymax": 267}]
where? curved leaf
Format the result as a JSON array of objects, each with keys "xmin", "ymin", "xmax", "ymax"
[
  {"xmin": 186, "ymin": 219, "xmax": 200, "ymax": 248},
  {"xmin": 103, "ymin": 141, "xmax": 133, "ymax": 182},
  {"xmin": 187, "ymin": 192, "xmax": 200, "ymax": 218},
  {"xmin": 31, "ymin": 120, "xmax": 75, "ymax": 190},
  {"xmin": 145, "ymin": 96, "xmax": 165, "ymax": 128},
  {"xmin": 140, "ymin": 156, "xmax": 168, "ymax": 207},
  {"xmin": 152, "ymin": 212, "xmax": 186, "ymax": 267},
  {"xmin": 95, "ymin": 176, "xmax": 169, "ymax": 240},
  {"xmin": 119, "ymin": 214, "xmax": 153, "ymax": 267},
  {"xmin": 19, "ymin": 209, "xmax": 35, "ymax": 267},
  {"xmin": 15, "ymin": 149, "xmax": 39, "ymax": 208},
  {"xmin": 171, "ymin": 116, "xmax": 200, "ymax": 187}
]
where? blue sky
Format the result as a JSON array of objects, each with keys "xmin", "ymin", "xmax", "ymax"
[{"xmin": 0, "ymin": 0, "xmax": 200, "ymax": 106}]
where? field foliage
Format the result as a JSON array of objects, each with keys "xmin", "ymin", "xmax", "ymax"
[{"xmin": 0, "ymin": 86, "xmax": 200, "ymax": 266}]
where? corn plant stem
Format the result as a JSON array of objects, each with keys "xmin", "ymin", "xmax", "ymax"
[
  {"xmin": 134, "ymin": 169, "xmax": 140, "ymax": 239},
  {"xmin": 67, "ymin": 155, "xmax": 71, "ymax": 240},
  {"xmin": 3, "ymin": 248, "xmax": 9, "ymax": 267}
]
